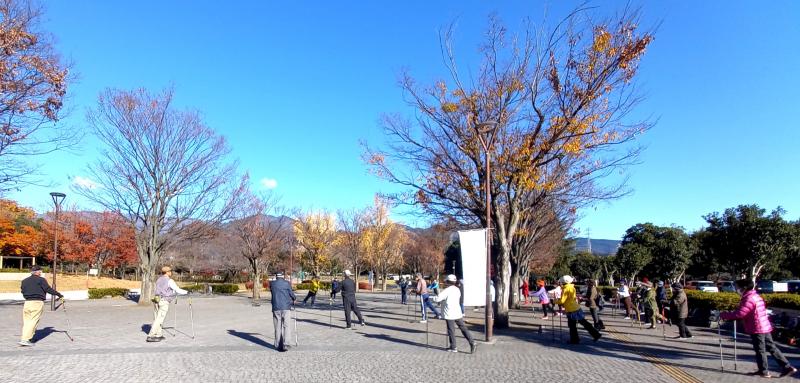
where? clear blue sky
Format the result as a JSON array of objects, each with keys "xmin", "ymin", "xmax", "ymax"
[{"xmin": 8, "ymin": 1, "xmax": 800, "ymax": 240}]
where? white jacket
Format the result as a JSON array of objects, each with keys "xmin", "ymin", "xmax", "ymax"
[{"xmin": 430, "ymin": 285, "xmax": 463, "ymax": 320}]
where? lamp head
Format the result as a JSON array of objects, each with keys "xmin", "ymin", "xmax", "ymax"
[{"xmin": 50, "ymin": 192, "xmax": 66, "ymax": 206}]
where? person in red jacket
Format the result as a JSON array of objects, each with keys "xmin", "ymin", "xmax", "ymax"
[
  {"xmin": 720, "ymin": 279, "xmax": 796, "ymax": 378},
  {"xmin": 521, "ymin": 279, "xmax": 530, "ymax": 305}
]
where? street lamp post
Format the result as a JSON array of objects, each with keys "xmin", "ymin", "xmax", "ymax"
[
  {"xmin": 49, "ymin": 192, "xmax": 66, "ymax": 311},
  {"xmin": 475, "ymin": 121, "xmax": 498, "ymax": 342}
]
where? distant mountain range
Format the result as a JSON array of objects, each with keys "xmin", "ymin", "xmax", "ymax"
[{"xmin": 573, "ymin": 237, "xmax": 621, "ymax": 256}]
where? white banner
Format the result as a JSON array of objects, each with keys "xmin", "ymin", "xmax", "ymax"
[{"xmin": 458, "ymin": 229, "xmax": 487, "ymax": 307}]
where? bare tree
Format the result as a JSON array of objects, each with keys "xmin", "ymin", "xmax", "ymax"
[
  {"xmin": 75, "ymin": 87, "xmax": 246, "ymax": 304},
  {"xmin": 335, "ymin": 208, "xmax": 366, "ymax": 289},
  {"xmin": 0, "ymin": 0, "xmax": 77, "ymax": 192},
  {"xmin": 366, "ymin": 10, "xmax": 654, "ymax": 327},
  {"xmin": 232, "ymin": 191, "xmax": 289, "ymax": 300}
]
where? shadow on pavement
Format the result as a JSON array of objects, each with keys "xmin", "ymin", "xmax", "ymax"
[
  {"xmin": 31, "ymin": 326, "xmax": 57, "ymax": 343},
  {"xmin": 227, "ymin": 329, "xmax": 274, "ymax": 349}
]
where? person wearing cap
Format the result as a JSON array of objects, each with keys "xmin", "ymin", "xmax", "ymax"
[
  {"xmin": 585, "ymin": 279, "xmax": 603, "ymax": 330},
  {"xmin": 655, "ymin": 280, "xmax": 667, "ymax": 319},
  {"xmin": 531, "ymin": 280, "xmax": 553, "ymax": 319},
  {"xmin": 301, "ymin": 275, "xmax": 320, "ymax": 308},
  {"xmin": 618, "ymin": 280, "xmax": 633, "ymax": 319},
  {"xmin": 429, "ymin": 275, "xmax": 478, "ymax": 353},
  {"xmin": 641, "ymin": 280, "xmax": 665, "ymax": 329},
  {"xmin": 398, "ymin": 276, "xmax": 409, "ymax": 305},
  {"xmin": 341, "ymin": 270, "xmax": 365, "ymax": 329},
  {"xmin": 555, "ymin": 275, "xmax": 601, "ymax": 344},
  {"xmin": 413, "ymin": 273, "xmax": 442, "ymax": 323},
  {"xmin": 668, "ymin": 282, "xmax": 691, "ymax": 339},
  {"xmin": 270, "ymin": 271, "xmax": 296, "ymax": 351},
  {"xmin": 18, "ymin": 265, "xmax": 63, "ymax": 346},
  {"xmin": 146, "ymin": 266, "xmax": 188, "ymax": 342}
]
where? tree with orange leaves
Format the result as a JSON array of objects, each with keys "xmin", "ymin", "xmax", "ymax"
[
  {"xmin": 0, "ymin": 199, "xmax": 42, "ymax": 261},
  {"xmin": 365, "ymin": 8, "xmax": 654, "ymax": 327},
  {"xmin": 0, "ymin": 0, "xmax": 76, "ymax": 192}
]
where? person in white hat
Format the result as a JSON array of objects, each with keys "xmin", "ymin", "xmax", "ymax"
[
  {"xmin": 147, "ymin": 266, "xmax": 188, "ymax": 342},
  {"xmin": 555, "ymin": 275, "xmax": 601, "ymax": 344},
  {"xmin": 340, "ymin": 270, "xmax": 365, "ymax": 329},
  {"xmin": 429, "ymin": 274, "xmax": 477, "ymax": 353}
]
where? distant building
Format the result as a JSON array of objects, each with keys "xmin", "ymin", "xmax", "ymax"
[{"xmin": 572, "ymin": 237, "xmax": 621, "ymax": 256}]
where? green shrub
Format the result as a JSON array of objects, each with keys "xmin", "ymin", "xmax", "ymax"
[
  {"xmin": 684, "ymin": 290, "xmax": 741, "ymax": 311},
  {"xmin": 88, "ymin": 287, "xmax": 129, "ymax": 299},
  {"xmin": 294, "ymin": 281, "xmax": 332, "ymax": 291},
  {"xmin": 183, "ymin": 283, "xmax": 240, "ymax": 294},
  {"xmin": 764, "ymin": 294, "xmax": 800, "ymax": 310},
  {"xmin": 1, "ymin": 267, "xmax": 50, "ymax": 273}
]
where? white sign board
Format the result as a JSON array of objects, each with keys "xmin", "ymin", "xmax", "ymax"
[
  {"xmin": 88, "ymin": 268, "xmax": 99, "ymax": 276},
  {"xmin": 458, "ymin": 229, "xmax": 487, "ymax": 307}
]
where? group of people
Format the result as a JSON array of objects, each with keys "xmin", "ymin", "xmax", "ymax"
[
  {"xmin": 19, "ymin": 263, "xmax": 795, "ymax": 372},
  {"xmin": 525, "ymin": 274, "xmax": 797, "ymax": 378}
]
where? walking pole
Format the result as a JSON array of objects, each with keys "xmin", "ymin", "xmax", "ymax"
[
  {"xmin": 329, "ymin": 297, "xmax": 333, "ymax": 329},
  {"xmin": 61, "ymin": 298, "xmax": 74, "ymax": 342},
  {"xmin": 294, "ymin": 303, "xmax": 299, "ymax": 347},
  {"xmin": 189, "ymin": 296, "xmax": 195, "ymax": 339},
  {"xmin": 551, "ymin": 310, "xmax": 555, "ymax": 343},
  {"xmin": 173, "ymin": 296, "xmax": 178, "ymax": 333},
  {"xmin": 661, "ymin": 306, "xmax": 666, "ymax": 340},
  {"xmin": 717, "ymin": 320, "xmax": 725, "ymax": 372},
  {"xmin": 733, "ymin": 320, "xmax": 738, "ymax": 371},
  {"xmin": 559, "ymin": 310, "xmax": 563, "ymax": 342}
]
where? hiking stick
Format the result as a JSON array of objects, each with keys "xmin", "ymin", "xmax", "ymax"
[
  {"xmin": 294, "ymin": 303, "xmax": 298, "ymax": 346},
  {"xmin": 61, "ymin": 298, "xmax": 74, "ymax": 341},
  {"xmin": 718, "ymin": 320, "xmax": 725, "ymax": 372},
  {"xmin": 733, "ymin": 320, "xmax": 738, "ymax": 371},
  {"xmin": 189, "ymin": 296, "xmax": 195, "ymax": 339}
]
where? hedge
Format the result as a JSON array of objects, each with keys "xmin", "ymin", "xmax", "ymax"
[
  {"xmin": 184, "ymin": 283, "xmax": 240, "ymax": 294},
  {"xmin": 1, "ymin": 267, "xmax": 50, "ymax": 273},
  {"xmin": 597, "ymin": 287, "xmax": 800, "ymax": 311},
  {"xmin": 88, "ymin": 287, "xmax": 129, "ymax": 299},
  {"xmin": 295, "ymin": 281, "xmax": 332, "ymax": 291}
]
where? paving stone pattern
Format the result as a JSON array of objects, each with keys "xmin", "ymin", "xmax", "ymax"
[{"xmin": 1, "ymin": 293, "xmax": 798, "ymax": 382}]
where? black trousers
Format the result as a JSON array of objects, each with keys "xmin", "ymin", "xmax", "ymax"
[
  {"xmin": 567, "ymin": 315, "xmax": 601, "ymax": 343},
  {"xmin": 676, "ymin": 318, "xmax": 692, "ymax": 338},
  {"xmin": 446, "ymin": 318, "xmax": 475, "ymax": 350},
  {"xmin": 751, "ymin": 333, "xmax": 791, "ymax": 373},
  {"xmin": 342, "ymin": 296, "xmax": 363, "ymax": 327},
  {"xmin": 540, "ymin": 302, "xmax": 556, "ymax": 316},
  {"xmin": 589, "ymin": 307, "xmax": 600, "ymax": 326},
  {"xmin": 302, "ymin": 291, "xmax": 316, "ymax": 305}
]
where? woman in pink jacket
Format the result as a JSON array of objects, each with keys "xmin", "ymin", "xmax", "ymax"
[{"xmin": 720, "ymin": 279, "xmax": 796, "ymax": 378}]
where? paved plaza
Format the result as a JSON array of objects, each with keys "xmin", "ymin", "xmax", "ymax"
[{"xmin": 1, "ymin": 292, "xmax": 799, "ymax": 382}]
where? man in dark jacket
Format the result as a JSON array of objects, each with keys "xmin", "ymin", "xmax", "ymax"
[
  {"xmin": 669, "ymin": 282, "xmax": 692, "ymax": 339},
  {"xmin": 19, "ymin": 265, "xmax": 63, "ymax": 346},
  {"xmin": 656, "ymin": 281, "xmax": 667, "ymax": 319},
  {"xmin": 270, "ymin": 272, "xmax": 296, "ymax": 351},
  {"xmin": 341, "ymin": 270, "xmax": 365, "ymax": 329}
]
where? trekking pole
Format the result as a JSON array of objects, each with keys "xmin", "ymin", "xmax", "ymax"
[
  {"xmin": 294, "ymin": 303, "xmax": 299, "ymax": 347},
  {"xmin": 551, "ymin": 310, "xmax": 555, "ymax": 343},
  {"xmin": 173, "ymin": 296, "xmax": 178, "ymax": 333},
  {"xmin": 425, "ymin": 314, "xmax": 429, "ymax": 348},
  {"xmin": 733, "ymin": 320, "xmax": 738, "ymax": 371},
  {"xmin": 189, "ymin": 295, "xmax": 195, "ymax": 339},
  {"xmin": 717, "ymin": 319, "xmax": 725, "ymax": 372},
  {"xmin": 662, "ymin": 306, "xmax": 666, "ymax": 340},
  {"xmin": 559, "ymin": 310, "xmax": 563, "ymax": 342},
  {"xmin": 329, "ymin": 297, "xmax": 333, "ymax": 329},
  {"xmin": 61, "ymin": 298, "xmax": 74, "ymax": 342}
]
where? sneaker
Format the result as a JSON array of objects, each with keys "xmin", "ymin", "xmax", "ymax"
[
  {"xmin": 470, "ymin": 342, "xmax": 478, "ymax": 354},
  {"xmin": 156, "ymin": 336, "xmax": 166, "ymax": 340},
  {"xmin": 18, "ymin": 340, "xmax": 33, "ymax": 347},
  {"xmin": 360, "ymin": 321, "xmax": 366, "ymax": 326},
  {"xmin": 593, "ymin": 334, "xmax": 602, "ymax": 342},
  {"xmin": 146, "ymin": 337, "xmax": 161, "ymax": 343},
  {"xmin": 448, "ymin": 348, "xmax": 458, "ymax": 353},
  {"xmin": 780, "ymin": 367, "xmax": 797, "ymax": 377},
  {"xmin": 647, "ymin": 325, "xmax": 656, "ymax": 329},
  {"xmin": 541, "ymin": 316, "xmax": 549, "ymax": 320},
  {"xmin": 623, "ymin": 316, "xmax": 631, "ymax": 320},
  {"xmin": 345, "ymin": 326, "xmax": 353, "ymax": 330},
  {"xmin": 419, "ymin": 320, "xmax": 427, "ymax": 323}
]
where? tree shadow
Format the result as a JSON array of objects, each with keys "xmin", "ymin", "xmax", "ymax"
[{"xmin": 226, "ymin": 329, "xmax": 274, "ymax": 349}]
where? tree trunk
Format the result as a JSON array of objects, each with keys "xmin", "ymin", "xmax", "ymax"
[
  {"xmin": 494, "ymin": 243, "xmax": 512, "ymax": 328},
  {"xmin": 509, "ymin": 271, "xmax": 520, "ymax": 310},
  {"xmin": 355, "ymin": 266, "xmax": 360, "ymax": 292},
  {"xmin": 382, "ymin": 272, "xmax": 387, "ymax": 291},
  {"xmin": 139, "ymin": 264, "xmax": 156, "ymax": 305}
]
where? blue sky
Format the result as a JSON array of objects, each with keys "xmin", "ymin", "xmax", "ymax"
[{"xmin": 8, "ymin": 1, "xmax": 800, "ymax": 240}]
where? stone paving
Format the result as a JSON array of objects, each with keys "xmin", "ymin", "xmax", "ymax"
[{"xmin": 0, "ymin": 292, "xmax": 798, "ymax": 382}]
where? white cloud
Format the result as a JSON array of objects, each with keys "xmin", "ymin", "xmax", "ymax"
[
  {"xmin": 260, "ymin": 178, "xmax": 278, "ymax": 189},
  {"xmin": 72, "ymin": 176, "xmax": 100, "ymax": 189}
]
